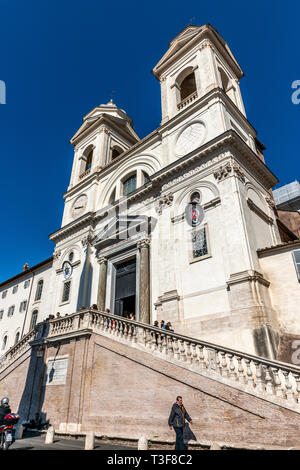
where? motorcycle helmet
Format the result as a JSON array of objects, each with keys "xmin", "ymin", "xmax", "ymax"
[{"xmin": 1, "ymin": 397, "xmax": 9, "ymax": 407}]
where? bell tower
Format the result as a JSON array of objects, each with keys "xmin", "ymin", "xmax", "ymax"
[
  {"xmin": 153, "ymin": 24, "xmax": 246, "ymax": 124},
  {"xmin": 68, "ymin": 99, "xmax": 140, "ymax": 190}
]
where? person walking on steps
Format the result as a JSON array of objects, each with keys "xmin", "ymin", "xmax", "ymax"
[{"xmin": 168, "ymin": 395, "xmax": 193, "ymax": 450}]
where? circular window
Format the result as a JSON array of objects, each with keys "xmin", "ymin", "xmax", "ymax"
[{"xmin": 175, "ymin": 122, "xmax": 206, "ymax": 157}]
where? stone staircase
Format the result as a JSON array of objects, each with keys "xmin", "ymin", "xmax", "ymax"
[{"xmin": 2, "ymin": 309, "xmax": 300, "ymax": 414}]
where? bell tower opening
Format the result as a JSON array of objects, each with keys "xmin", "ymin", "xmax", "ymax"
[{"xmin": 180, "ymin": 72, "xmax": 197, "ymax": 101}]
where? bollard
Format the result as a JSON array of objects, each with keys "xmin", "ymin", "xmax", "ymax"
[
  {"xmin": 45, "ymin": 426, "xmax": 55, "ymax": 444},
  {"xmin": 15, "ymin": 424, "xmax": 23, "ymax": 440},
  {"xmin": 85, "ymin": 430, "xmax": 95, "ymax": 450},
  {"xmin": 138, "ymin": 436, "xmax": 148, "ymax": 450},
  {"xmin": 210, "ymin": 442, "xmax": 221, "ymax": 450}
]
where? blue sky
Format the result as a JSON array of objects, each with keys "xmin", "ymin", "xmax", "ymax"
[{"xmin": 0, "ymin": 0, "xmax": 299, "ymax": 281}]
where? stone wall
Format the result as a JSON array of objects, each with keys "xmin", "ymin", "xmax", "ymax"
[{"xmin": 2, "ymin": 331, "xmax": 300, "ymax": 448}]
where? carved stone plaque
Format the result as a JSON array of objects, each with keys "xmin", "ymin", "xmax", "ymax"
[{"xmin": 46, "ymin": 357, "xmax": 68, "ymax": 385}]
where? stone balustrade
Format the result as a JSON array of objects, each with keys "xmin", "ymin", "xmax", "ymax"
[
  {"xmin": 2, "ymin": 309, "xmax": 300, "ymax": 413},
  {"xmin": 0, "ymin": 327, "xmax": 38, "ymax": 373},
  {"xmin": 177, "ymin": 91, "xmax": 198, "ymax": 110},
  {"xmin": 79, "ymin": 168, "xmax": 91, "ymax": 180},
  {"xmin": 83, "ymin": 310, "xmax": 300, "ymax": 411}
]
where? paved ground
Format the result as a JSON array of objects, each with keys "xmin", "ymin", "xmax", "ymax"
[{"xmin": 9, "ymin": 431, "xmax": 137, "ymax": 451}]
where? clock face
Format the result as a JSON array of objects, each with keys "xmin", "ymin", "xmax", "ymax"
[
  {"xmin": 72, "ymin": 194, "xmax": 88, "ymax": 218},
  {"xmin": 175, "ymin": 122, "xmax": 206, "ymax": 157}
]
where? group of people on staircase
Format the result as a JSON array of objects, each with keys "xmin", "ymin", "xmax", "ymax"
[{"xmin": 154, "ymin": 319, "xmax": 174, "ymax": 332}]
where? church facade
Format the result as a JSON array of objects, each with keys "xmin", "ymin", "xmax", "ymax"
[{"xmin": 1, "ymin": 24, "xmax": 300, "ymax": 362}]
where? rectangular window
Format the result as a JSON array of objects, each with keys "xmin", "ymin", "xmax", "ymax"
[
  {"xmin": 192, "ymin": 227, "xmax": 208, "ymax": 259},
  {"xmin": 62, "ymin": 281, "xmax": 71, "ymax": 303},
  {"xmin": 8, "ymin": 305, "xmax": 15, "ymax": 317},
  {"xmin": 123, "ymin": 174, "xmax": 137, "ymax": 196},
  {"xmin": 12, "ymin": 285, "xmax": 18, "ymax": 294},
  {"xmin": 24, "ymin": 280, "xmax": 30, "ymax": 289},
  {"xmin": 292, "ymin": 249, "xmax": 300, "ymax": 282},
  {"xmin": 2, "ymin": 290, "xmax": 7, "ymax": 299},
  {"xmin": 19, "ymin": 300, "xmax": 27, "ymax": 313},
  {"xmin": 0, "ymin": 310, "xmax": 3, "ymax": 320}
]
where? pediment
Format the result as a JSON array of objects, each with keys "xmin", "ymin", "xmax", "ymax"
[
  {"xmin": 168, "ymin": 25, "xmax": 202, "ymax": 49},
  {"xmin": 94, "ymin": 215, "xmax": 156, "ymax": 247},
  {"xmin": 70, "ymin": 113, "xmax": 140, "ymax": 146},
  {"xmin": 153, "ymin": 26, "xmax": 202, "ymax": 74}
]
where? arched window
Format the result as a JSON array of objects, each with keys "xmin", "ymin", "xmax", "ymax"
[
  {"xmin": 180, "ymin": 72, "xmax": 197, "ymax": 101},
  {"xmin": 219, "ymin": 68, "xmax": 230, "ymax": 92},
  {"xmin": 35, "ymin": 280, "xmax": 43, "ymax": 301},
  {"xmin": 143, "ymin": 171, "xmax": 150, "ymax": 184},
  {"xmin": 30, "ymin": 310, "xmax": 38, "ymax": 330},
  {"xmin": 123, "ymin": 173, "xmax": 137, "ymax": 196},
  {"xmin": 109, "ymin": 188, "xmax": 116, "ymax": 204},
  {"xmin": 84, "ymin": 148, "xmax": 93, "ymax": 171},
  {"xmin": 15, "ymin": 332, "xmax": 20, "ymax": 345},
  {"xmin": 2, "ymin": 335, "xmax": 7, "ymax": 351},
  {"xmin": 80, "ymin": 145, "xmax": 94, "ymax": 177},
  {"xmin": 190, "ymin": 192, "xmax": 201, "ymax": 204},
  {"xmin": 111, "ymin": 146, "xmax": 123, "ymax": 160}
]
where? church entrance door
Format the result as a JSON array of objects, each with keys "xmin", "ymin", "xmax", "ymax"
[{"xmin": 114, "ymin": 258, "xmax": 136, "ymax": 318}]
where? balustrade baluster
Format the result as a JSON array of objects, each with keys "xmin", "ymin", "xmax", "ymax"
[
  {"xmin": 271, "ymin": 367, "xmax": 284, "ymax": 397},
  {"xmin": 219, "ymin": 351, "xmax": 229, "ymax": 377},
  {"xmin": 143, "ymin": 329, "xmax": 149, "ymax": 348},
  {"xmin": 191, "ymin": 343, "xmax": 198, "ymax": 367},
  {"xmin": 186, "ymin": 342, "xmax": 192, "ymax": 365},
  {"xmin": 198, "ymin": 345, "xmax": 207, "ymax": 369},
  {"xmin": 236, "ymin": 356, "xmax": 246, "ymax": 384},
  {"xmin": 179, "ymin": 340, "xmax": 186, "ymax": 362},
  {"xmin": 151, "ymin": 330, "xmax": 158, "ymax": 350},
  {"xmin": 282, "ymin": 371, "xmax": 295, "ymax": 403},
  {"xmin": 292, "ymin": 373, "xmax": 300, "ymax": 404},
  {"xmin": 123, "ymin": 322, "xmax": 128, "ymax": 340},
  {"xmin": 254, "ymin": 362, "xmax": 265, "ymax": 392},
  {"xmin": 173, "ymin": 339, "xmax": 180, "ymax": 360},
  {"xmin": 161, "ymin": 334, "xmax": 168, "ymax": 355},
  {"xmin": 120, "ymin": 321, "xmax": 126, "ymax": 339},
  {"xmin": 157, "ymin": 333, "xmax": 162, "ymax": 352},
  {"xmin": 215, "ymin": 351, "xmax": 222, "ymax": 375},
  {"xmin": 263, "ymin": 365, "xmax": 275, "ymax": 395},
  {"xmin": 228, "ymin": 354, "xmax": 236, "ymax": 380},
  {"xmin": 244, "ymin": 359, "xmax": 254, "ymax": 388}
]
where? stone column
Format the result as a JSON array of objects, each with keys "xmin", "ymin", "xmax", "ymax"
[
  {"xmin": 97, "ymin": 257, "xmax": 108, "ymax": 311},
  {"xmin": 138, "ymin": 239, "xmax": 150, "ymax": 324}
]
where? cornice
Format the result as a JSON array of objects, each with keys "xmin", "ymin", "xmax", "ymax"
[
  {"xmin": 257, "ymin": 240, "xmax": 300, "ymax": 257},
  {"xmin": 63, "ymin": 87, "xmax": 259, "ymax": 200},
  {"xmin": 0, "ymin": 257, "xmax": 53, "ymax": 289},
  {"xmin": 70, "ymin": 114, "xmax": 139, "ymax": 147},
  {"xmin": 227, "ymin": 270, "xmax": 270, "ymax": 288},
  {"xmin": 49, "ymin": 212, "xmax": 94, "ymax": 244},
  {"xmin": 56, "ymin": 130, "xmax": 279, "ymax": 244}
]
